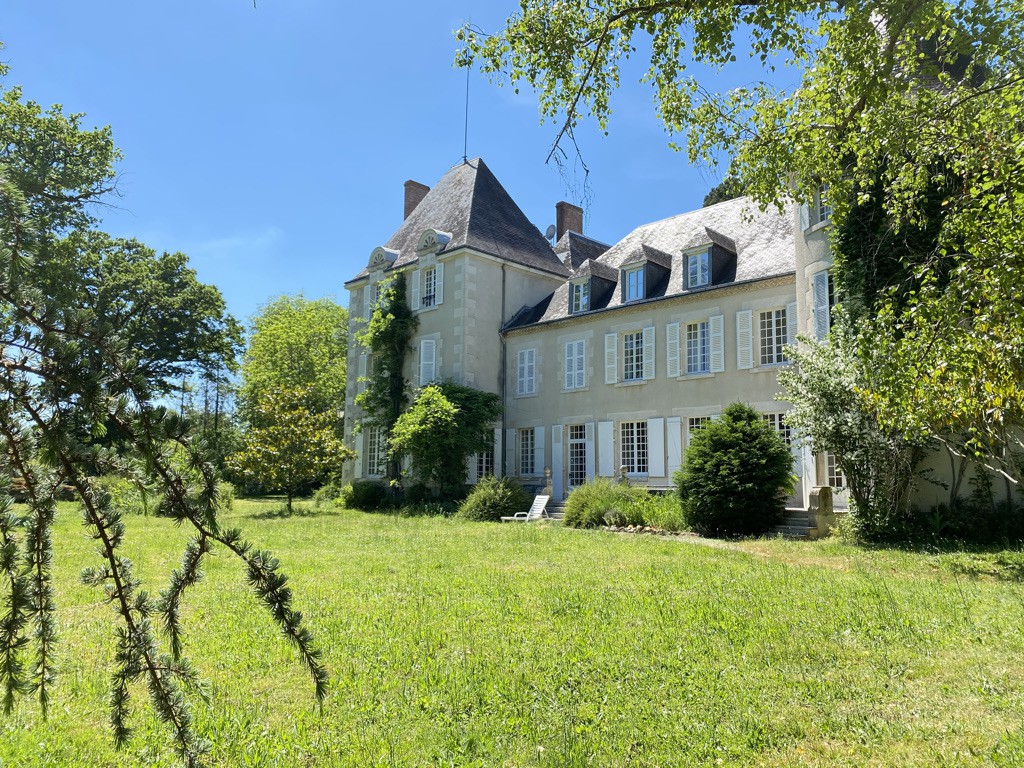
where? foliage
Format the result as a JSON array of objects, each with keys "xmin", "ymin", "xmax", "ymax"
[
  {"xmin": 95, "ymin": 474, "xmax": 161, "ymax": 516},
  {"xmin": 228, "ymin": 386, "xmax": 353, "ymax": 511},
  {"xmin": 340, "ymin": 480, "xmax": 389, "ymax": 512},
  {"xmin": 461, "ymin": 0, "xmax": 1024, "ymax": 487},
  {"xmin": 627, "ymin": 492, "xmax": 687, "ymax": 532},
  {"xmin": 563, "ymin": 477, "xmax": 648, "ymax": 528},
  {"xmin": 456, "ymin": 475, "xmax": 532, "ymax": 522},
  {"xmin": 0, "ymin": 165, "xmax": 326, "ymax": 768},
  {"xmin": 313, "ymin": 477, "xmax": 348, "ymax": 510},
  {"xmin": 779, "ymin": 316, "xmax": 927, "ymax": 541},
  {"xmin": 389, "ymin": 382, "xmax": 502, "ymax": 494},
  {"xmin": 354, "ymin": 273, "xmax": 418, "ymax": 480},
  {"xmin": 674, "ymin": 403, "xmax": 793, "ymax": 536},
  {"xmin": 238, "ymin": 294, "xmax": 349, "ymax": 425},
  {"xmin": 702, "ymin": 171, "xmax": 747, "ymax": 207}
]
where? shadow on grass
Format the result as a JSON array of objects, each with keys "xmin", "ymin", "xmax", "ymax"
[{"xmin": 234, "ymin": 496, "xmax": 342, "ymax": 521}]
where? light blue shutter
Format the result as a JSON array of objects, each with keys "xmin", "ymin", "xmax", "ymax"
[
  {"xmin": 353, "ymin": 431, "xmax": 364, "ymax": 479},
  {"xmin": 584, "ymin": 422, "xmax": 596, "ymax": 481},
  {"xmin": 411, "ymin": 269, "xmax": 421, "ymax": 309},
  {"xmin": 535, "ymin": 426, "xmax": 545, "ymax": 478},
  {"xmin": 647, "ymin": 418, "xmax": 665, "ymax": 477},
  {"xmin": 434, "ymin": 262, "xmax": 444, "ymax": 306},
  {"xmin": 575, "ymin": 340, "xmax": 586, "ymax": 388},
  {"xmin": 666, "ymin": 322, "xmax": 680, "ymax": 378},
  {"xmin": 604, "ymin": 334, "xmax": 618, "ymax": 384},
  {"xmin": 736, "ymin": 310, "xmax": 753, "ymax": 370},
  {"xmin": 813, "ymin": 270, "xmax": 830, "ymax": 341},
  {"xmin": 642, "ymin": 326, "xmax": 655, "ymax": 380},
  {"xmin": 666, "ymin": 417, "xmax": 682, "ymax": 478},
  {"xmin": 551, "ymin": 425, "xmax": 564, "ymax": 499},
  {"xmin": 597, "ymin": 421, "xmax": 614, "ymax": 476},
  {"xmin": 709, "ymin": 315, "xmax": 725, "ymax": 373}
]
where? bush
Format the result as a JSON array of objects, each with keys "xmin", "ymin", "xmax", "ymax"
[
  {"xmin": 674, "ymin": 402, "xmax": 794, "ymax": 536},
  {"xmin": 630, "ymin": 492, "xmax": 687, "ymax": 532},
  {"xmin": 217, "ymin": 481, "xmax": 235, "ymax": 510},
  {"xmin": 341, "ymin": 480, "xmax": 389, "ymax": 511},
  {"xmin": 456, "ymin": 476, "xmax": 532, "ymax": 522},
  {"xmin": 95, "ymin": 475, "xmax": 161, "ymax": 516},
  {"xmin": 313, "ymin": 477, "xmax": 347, "ymax": 510},
  {"xmin": 563, "ymin": 478, "xmax": 648, "ymax": 528}
]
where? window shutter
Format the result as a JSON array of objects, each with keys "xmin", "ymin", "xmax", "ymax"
[
  {"xmin": 666, "ymin": 322, "xmax": 680, "ymax": 378},
  {"xmin": 466, "ymin": 454, "xmax": 478, "ymax": 484},
  {"xmin": 351, "ymin": 288, "xmax": 363, "ymax": 320},
  {"xmin": 551, "ymin": 425, "xmax": 563, "ymax": 499},
  {"xmin": 505, "ymin": 429, "xmax": 516, "ymax": 476},
  {"xmin": 642, "ymin": 326, "xmax": 655, "ymax": 380},
  {"xmin": 799, "ymin": 202, "xmax": 810, "ymax": 231},
  {"xmin": 736, "ymin": 310, "xmax": 753, "ymax": 370},
  {"xmin": 527, "ymin": 349, "xmax": 536, "ymax": 393},
  {"xmin": 493, "ymin": 428, "xmax": 503, "ymax": 478},
  {"xmin": 535, "ymin": 426, "xmax": 545, "ymax": 478},
  {"xmin": 786, "ymin": 301, "xmax": 798, "ymax": 350},
  {"xmin": 584, "ymin": 422, "xmax": 596, "ymax": 481},
  {"xmin": 419, "ymin": 339, "xmax": 435, "ymax": 384},
  {"xmin": 434, "ymin": 262, "xmax": 444, "ymax": 306},
  {"xmin": 358, "ymin": 354, "xmax": 368, "ymax": 393},
  {"xmin": 709, "ymin": 314, "xmax": 725, "ymax": 373},
  {"xmin": 597, "ymin": 421, "xmax": 614, "ymax": 476},
  {"xmin": 575, "ymin": 340, "xmax": 586, "ymax": 389},
  {"xmin": 647, "ymin": 418, "xmax": 665, "ymax": 477},
  {"xmin": 604, "ymin": 333, "xmax": 618, "ymax": 384},
  {"xmin": 564, "ymin": 342, "xmax": 574, "ymax": 390},
  {"xmin": 411, "ymin": 269, "xmax": 421, "ymax": 309},
  {"xmin": 353, "ymin": 431, "xmax": 364, "ymax": 479},
  {"xmin": 813, "ymin": 270, "xmax": 830, "ymax": 341},
  {"xmin": 666, "ymin": 417, "xmax": 682, "ymax": 478}
]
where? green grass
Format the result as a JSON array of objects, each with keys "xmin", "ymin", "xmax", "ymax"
[{"xmin": 2, "ymin": 498, "xmax": 1024, "ymax": 767}]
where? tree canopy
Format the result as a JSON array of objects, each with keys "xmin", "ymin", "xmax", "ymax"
[{"xmin": 461, "ymin": 0, "xmax": 1024, "ymax": 483}]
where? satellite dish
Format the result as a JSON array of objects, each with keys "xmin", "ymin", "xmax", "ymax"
[{"xmin": 544, "ymin": 224, "xmax": 557, "ymax": 242}]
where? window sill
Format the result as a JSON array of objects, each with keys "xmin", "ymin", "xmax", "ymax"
[
  {"xmin": 615, "ymin": 379, "xmax": 646, "ymax": 388},
  {"xmin": 752, "ymin": 362, "xmax": 791, "ymax": 372},
  {"xmin": 415, "ymin": 303, "xmax": 440, "ymax": 314},
  {"xmin": 563, "ymin": 385, "xmax": 590, "ymax": 394},
  {"xmin": 515, "ymin": 391, "xmax": 539, "ymax": 398},
  {"xmin": 678, "ymin": 371, "xmax": 715, "ymax": 380},
  {"xmin": 804, "ymin": 220, "xmax": 831, "ymax": 235}
]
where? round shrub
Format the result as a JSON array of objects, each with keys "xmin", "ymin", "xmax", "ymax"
[
  {"xmin": 456, "ymin": 476, "xmax": 531, "ymax": 522},
  {"xmin": 341, "ymin": 480, "xmax": 388, "ymax": 511},
  {"xmin": 674, "ymin": 402, "xmax": 794, "ymax": 536},
  {"xmin": 563, "ymin": 477, "xmax": 647, "ymax": 528}
]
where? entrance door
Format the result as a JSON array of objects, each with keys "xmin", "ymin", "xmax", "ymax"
[{"xmin": 567, "ymin": 424, "xmax": 587, "ymax": 492}]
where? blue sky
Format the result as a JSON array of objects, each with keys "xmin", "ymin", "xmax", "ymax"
[{"xmin": 4, "ymin": 2, "xmax": 794, "ymax": 323}]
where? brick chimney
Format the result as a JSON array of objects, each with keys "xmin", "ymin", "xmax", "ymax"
[
  {"xmin": 556, "ymin": 201, "xmax": 584, "ymax": 240},
  {"xmin": 404, "ymin": 180, "xmax": 430, "ymax": 219}
]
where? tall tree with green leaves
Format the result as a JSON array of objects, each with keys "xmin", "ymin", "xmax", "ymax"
[
  {"xmin": 461, "ymin": 0, "xmax": 1024, "ymax": 482},
  {"xmin": 0, "ymin": 67, "xmax": 325, "ymax": 766}
]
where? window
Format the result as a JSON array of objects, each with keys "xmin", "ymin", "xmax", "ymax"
[
  {"xmin": 564, "ymin": 340, "xmax": 586, "ymax": 390},
  {"xmin": 571, "ymin": 281, "xmax": 589, "ymax": 313},
  {"xmin": 371, "ymin": 281, "xmax": 383, "ymax": 307},
  {"xmin": 812, "ymin": 270, "xmax": 836, "ymax": 341},
  {"xmin": 816, "ymin": 185, "xmax": 831, "ymax": 225},
  {"xmin": 567, "ymin": 424, "xmax": 587, "ymax": 488},
  {"xmin": 517, "ymin": 348, "xmax": 537, "ymax": 395},
  {"xmin": 519, "ymin": 428, "xmax": 536, "ymax": 476},
  {"xmin": 476, "ymin": 448, "xmax": 494, "ymax": 478},
  {"xmin": 418, "ymin": 339, "xmax": 436, "ymax": 385},
  {"xmin": 366, "ymin": 426, "xmax": 387, "ymax": 477},
  {"xmin": 619, "ymin": 421, "xmax": 648, "ymax": 474},
  {"xmin": 685, "ymin": 321, "xmax": 710, "ymax": 374},
  {"xmin": 687, "ymin": 250, "xmax": 710, "ymax": 288},
  {"xmin": 826, "ymin": 452, "xmax": 846, "ymax": 489},
  {"xmin": 421, "ymin": 266, "xmax": 437, "ymax": 307},
  {"xmin": 624, "ymin": 266, "xmax": 644, "ymax": 301},
  {"xmin": 622, "ymin": 331, "xmax": 644, "ymax": 381},
  {"xmin": 762, "ymin": 413, "xmax": 792, "ymax": 446},
  {"xmin": 688, "ymin": 416, "xmax": 711, "ymax": 433},
  {"xmin": 759, "ymin": 308, "xmax": 789, "ymax": 365}
]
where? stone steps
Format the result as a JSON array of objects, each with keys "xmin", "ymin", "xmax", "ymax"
[{"xmin": 771, "ymin": 508, "xmax": 816, "ymax": 540}]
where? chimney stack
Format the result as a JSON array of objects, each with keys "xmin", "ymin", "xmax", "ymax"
[
  {"xmin": 404, "ymin": 180, "xmax": 430, "ymax": 219},
  {"xmin": 556, "ymin": 201, "xmax": 584, "ymax": 240}
]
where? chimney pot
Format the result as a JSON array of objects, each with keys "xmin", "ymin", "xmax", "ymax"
[
  {"xmin": 404, "ymin": 180, "xmax": 430, "ymax": 220},
  {"xmin": 556, "ymin": 201, "xmax": 584, "ymax": 240}
]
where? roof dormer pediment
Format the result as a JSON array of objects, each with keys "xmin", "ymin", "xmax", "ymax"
[
  {"xmin": 416, "ymin": 228, "xmax": 452, "ymax": 255},
  {"xmin": 368, "ymin": 246, "xmax": 399, "ymax": 271}
]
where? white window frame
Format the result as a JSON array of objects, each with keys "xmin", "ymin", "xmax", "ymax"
[
  {"xmin": 421, "ymin": 266, "xmax": 437, "ymax": 308},
  {"xmin": 685, "ymin": 320, "xmax": 710, "ymax": 374},
  {"xmin": 622, "ymin": 331, "xmax": 644, "ymax": 382},
  {"xmin": 619, "ymin": 421, "xmax": 649, "ymax": 475},
  {"xmin": 570, "ymin": 281, "xmax": 589, "ymax": 313},
  {"xmin": 564, "ymin": 339, "xmax": 586, "ymax": 390},
  {"xmin": 759, "ymin": 308, "xmax": 789, "ymax": 366},
  {"xmin": 517, "ymin": 348, "xmax": 537, "ymax": 395},
  {"xmin": 762, "ymin": 413, "xmax": 793, "ymax": 446},
  {"xmin": 519, "ymin": 428, "xmax": 536, "ymax": 476},
  {"xmin": 476, "ymin": 448, "xmax": 494, "ymax": 479},
  {"xmin": 365, "ymin": 425, "xmax": 387, "ymax": 477},
  {"xmin": 826, "ymin": 451, "xmax": 846, "ymax": 489},
  {"xmin": 687, "ymin": 250, "xmax": 710, "ymax": 289},
  {"xmin": 624, "ymin": 266, "xmax": 644, "ymax": 302}
]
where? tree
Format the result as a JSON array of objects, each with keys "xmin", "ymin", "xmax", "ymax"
[
  {"xmin": 228, "ymin": 387, "xmax": 354, "ymax": 511},
  {"xmin": 389, "ymin": 382, "xmax": 502, "ymax": 496},
  {"xmin": 461, "ymin": 0, "xmax": 1024, "ymax": 483},
  {"xmin": 354, "ymin": 273, "xmax": 418, "ymax": 481},
  {"xmin": 0, "ymin": 69, "xmax": 325, "ymax": 766},
  {"xmin": 674, "ymin": 402, "xmax": 794, "ymax": 536},
  {"xmin": 702, "ymin": 172, "xmax": 747, "ymax": 207},
  {"xmin": 238, "ymin": 294, "xmax": 348, "ymax": 425}
]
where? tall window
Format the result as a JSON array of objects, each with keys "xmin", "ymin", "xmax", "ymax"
[
  {"xmin": 571, "ymin": 281, "xmax": 589, "ymax": 313},
  {"xmin": 816, "ymin": 185, "xmax": 831, "ymax": 225},
  {"xmin": 687, "ymin": 250, "xmax": 710, "ymax": 288},
  {"xmin": 762, "ymin": 413, "xmax": 792, "ymax": 446},
  {"xmin": 759, "ymin": 308, "xmax": 788, "ymax": 365},
  {"xmin": 421, "ymin": 266, "xmax": 437, "ymax": 307},
  {"xmin": 517, "ymin": 348, "xmax": 536, "ymax": 395},
  {"xmin": 519, "ymin": 428, "xmax": 536, "ymax": 476},
  {"xmin": 624, "ymin": 266, "xmax": 644, "ymax": 301},
  {"xmin": 366, "ymin": 426, "xmax": 387, "ymax": 477},
  {"xmin": 826, "ymin": 452, "xmax": 846, "ymax": 489},
  {"xmin": 622, "ymin": 331, "xmax": 644, "ymax": 381},
  {"xmin": 476, "ymin": 448, "xmax": 494, "ymax": 478},
  {"xmin": 564, "ymin": 340, "xmax": 586, "ymax": 390},
  {"xmin": 685, "ymin": 321, "xmax": 710, "ymax": 374},
  {"xmin": 619, "ymin": 421, "xmax": 648, "ymax": 474}
]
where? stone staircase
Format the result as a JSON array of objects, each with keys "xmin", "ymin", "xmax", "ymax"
[
  {"xmin": 771, "ymin": 508, "xmax": 816, "ymax": 540},
  {"xmin": 546, "ymin": 501, "xmax": 566, "ymax": 521}
]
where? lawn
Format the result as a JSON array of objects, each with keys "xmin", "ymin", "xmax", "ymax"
[{"xmin": 2, "ymin": 498, "xmax": 1023, "ymax": 767}]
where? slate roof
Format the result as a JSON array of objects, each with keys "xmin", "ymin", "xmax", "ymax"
[
  {"xmin": 347, "ymin": 158, "xmax": 569, "ymax": 284},
  {"xmin": 554, "ymin": 230, "xmax": 611, "ymax": 271},
  {"xmin": 509, "ymin": 195, "xmax": 794, "ymax": 328}
]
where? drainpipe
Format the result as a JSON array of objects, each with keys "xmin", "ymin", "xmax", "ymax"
[{"xmin": 500, "ymin": 264, "xmax": 507, "ymax": 477}]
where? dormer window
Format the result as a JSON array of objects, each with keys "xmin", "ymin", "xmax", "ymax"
[
  {"xmin": 687, "ymin": 250, "xmax": 710, "ymax": 289},
  {"xmin": 570, "ymin": 281, "xmax": 589, "ymax": 313},
  {"xmin": 624, "ymin": 266, "xmax": 644, "ymax": 302}
]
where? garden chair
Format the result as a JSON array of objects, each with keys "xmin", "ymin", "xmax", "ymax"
[{"xmin": 501, "ymin": 494, "xmax": 550, "ymax": 523}]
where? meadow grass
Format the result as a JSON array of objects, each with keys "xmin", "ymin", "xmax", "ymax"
[{"xmin": 2, "ymin": 498, "xmax": 1023, "ymax": 767}]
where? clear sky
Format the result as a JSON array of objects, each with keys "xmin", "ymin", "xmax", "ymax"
[{"xmin": 4, "ymin": 2, "xmax": 794, "ymax": 324}]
